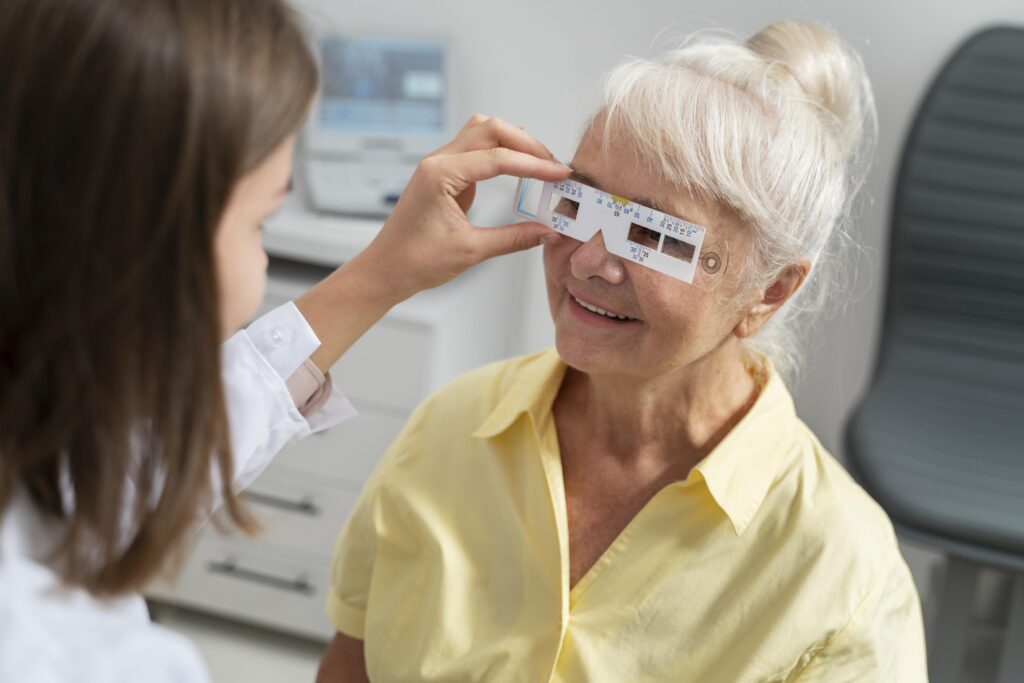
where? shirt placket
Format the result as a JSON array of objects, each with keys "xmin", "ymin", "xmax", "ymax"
[{"xmin": 530, "ymin": 411, "xmax": 573, "ymax": 683}]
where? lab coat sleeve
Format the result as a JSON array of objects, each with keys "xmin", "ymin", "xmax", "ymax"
[{"xmin": 218, "ymin": 301, "xmax": 357, "ymax": 495}]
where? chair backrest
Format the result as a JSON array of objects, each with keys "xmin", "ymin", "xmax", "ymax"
[{"xmin": 878, "ymin": 27, "xmax": 1024, "ymax": 392}]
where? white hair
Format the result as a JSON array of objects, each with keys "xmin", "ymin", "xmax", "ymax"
[{"xmin": 597, "ymin": 21, "xmax": 878, "ymax": 382}]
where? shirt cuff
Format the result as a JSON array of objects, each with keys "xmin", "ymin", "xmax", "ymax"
[
  {"xmin": 245, "ymin": 301, "xmax": 320, "ymax": 381},
  {"xmin": 240, "ymin": 301, "xmax": 358, "ymax": 435},
  {"xmin": 326, "ymin": 588, "xmax": 367, "ymax": 640}
]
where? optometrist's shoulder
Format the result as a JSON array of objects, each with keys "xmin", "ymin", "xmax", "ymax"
[{"xmin": 292, "ymin": 114, "xmax": 571, "ymax": 374}]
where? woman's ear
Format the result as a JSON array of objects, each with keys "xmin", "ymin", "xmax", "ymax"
[{"xmin": 733, "ymin": 259, "xmax": 811, "ymax": 339}]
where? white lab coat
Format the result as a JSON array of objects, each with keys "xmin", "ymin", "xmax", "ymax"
[{"xmin": 0, "ymin": 303, "xmax": 356, "ymax": 682}]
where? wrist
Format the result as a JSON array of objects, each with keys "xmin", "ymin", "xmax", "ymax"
[
  {"xmin": 347, "ymin": 239, "xmax": 425, "ymax": 305},
  {"xmin": 342, "ymin": 243, "xmax": 412, "ymax": 309}
]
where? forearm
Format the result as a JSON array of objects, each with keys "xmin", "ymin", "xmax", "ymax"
[{"xmin": 294, "ymin": 245, "xmax": 406, "ymax": 375}]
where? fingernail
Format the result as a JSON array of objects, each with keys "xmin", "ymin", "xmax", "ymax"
[{"xmin": 540, "ymin": 234, "xmax": 561, "ymax": 246}]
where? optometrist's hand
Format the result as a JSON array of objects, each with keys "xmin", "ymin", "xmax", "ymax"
[
  {"xmin": 296, "ymin": 114, "xmax": 570, "ymax": 372},
  {"xmin": 361, "ymin": 114, "xmax": 571, "ymax": 298}
]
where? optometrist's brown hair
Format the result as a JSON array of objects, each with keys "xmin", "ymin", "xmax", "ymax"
[{"xmin": 0, "ymin": 0, "xmax": 318, "ymax": 595}]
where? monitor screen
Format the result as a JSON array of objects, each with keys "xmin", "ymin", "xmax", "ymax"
[{"xmin": 319, "ymin": 37, "xmax": 446, "ymax": 136}]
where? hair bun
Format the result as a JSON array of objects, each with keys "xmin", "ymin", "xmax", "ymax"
[{"xmin": 747, "ymin": 21, "xmax": 874, "ymax": 160}]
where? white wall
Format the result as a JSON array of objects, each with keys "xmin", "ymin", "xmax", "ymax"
[{"xmin": 294, "ymin": 0, "xmax": 1024, "ymax": 612}]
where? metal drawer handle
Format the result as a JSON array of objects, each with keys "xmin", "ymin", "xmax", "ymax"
[
  {"xmin": 206, "ymin": 557, "xmax": 314, "ymax": 595},
  {"xmin": 243, "ymin": 490, "xmax": 320, "ymax": 516}
]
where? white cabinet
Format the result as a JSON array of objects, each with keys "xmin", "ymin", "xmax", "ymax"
[{"xmin": 147, "ymin": 212, "xmax": 529, "ymax": 641}]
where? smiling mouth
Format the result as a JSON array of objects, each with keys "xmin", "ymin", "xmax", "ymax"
[{"xmin": 571, "ymin": 295, "xmax": 638, "ymax": 322}]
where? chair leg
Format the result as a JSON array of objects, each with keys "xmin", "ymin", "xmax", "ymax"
[
  {"xmin": 929, "ymin": 556, "xmax": 979, "ymax": 683},
  {"xmin": 996, "ymin": 572, "xmax": 1024, "ymax": 683}
]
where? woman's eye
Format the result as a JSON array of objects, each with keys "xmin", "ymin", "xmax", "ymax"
[
  {"xmin": 661, "ymin": 234, "xmax": 696, "ymax": 262},
  {"xmin": 553, "ymin": 197, "xmax": 579, "ymax": 219},
  {"xmin": 627, "ymin": 223, "xmax": 661, "ymax": 247}
]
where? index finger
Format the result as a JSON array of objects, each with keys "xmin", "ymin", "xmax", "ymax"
[
  {"xmin": 440, "ymin": 116, "xmax": 558, "ymax": 162},
  {"xmin": 442, "ymin": 148, "xmax": 571, "ymax": 194}
]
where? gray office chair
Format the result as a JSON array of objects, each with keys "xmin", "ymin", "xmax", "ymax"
[{"xmin": 845, "ymin": 26, "xmax": 1024, "ymax": 683}]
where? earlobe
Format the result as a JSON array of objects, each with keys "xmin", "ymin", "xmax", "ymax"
[{"xmin": 733, "ymin": 302, "xmax": 772, "ymax": 339}]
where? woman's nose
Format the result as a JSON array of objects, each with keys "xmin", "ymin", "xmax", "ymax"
[{"xmin": 569, "ymin": 231, "xmax": 627, "ymax": 284}]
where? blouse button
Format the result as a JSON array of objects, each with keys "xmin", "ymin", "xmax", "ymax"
[{"xmin": 267, "ymin": 327, "xmax": 292, "ymax": 349}]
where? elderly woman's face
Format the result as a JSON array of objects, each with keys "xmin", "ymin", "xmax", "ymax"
[{"xmin": 543, "ymin": 131, "xmax": 752, "ymax": 379}]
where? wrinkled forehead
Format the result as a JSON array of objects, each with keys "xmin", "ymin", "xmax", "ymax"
[
  {"xmin": 571, "ymin": 121, "xmax": 747, "ymax": 237},
  {"xmin": 580, "ymin": 62, "xmax": 780, "ymax": 224}
]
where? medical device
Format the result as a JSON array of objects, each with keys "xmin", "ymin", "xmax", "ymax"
[
  {"xmin": 303, "ymin": 35, "xmax": 450, "ymax": 217},
  {"xmin": 513, "ymin": 178, "xmax": 729, "ymax": 287}
]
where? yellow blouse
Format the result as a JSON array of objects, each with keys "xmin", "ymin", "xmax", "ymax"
[{"xmin": 327, "ymin": 349, "xmax": 927, "ymax": 682}]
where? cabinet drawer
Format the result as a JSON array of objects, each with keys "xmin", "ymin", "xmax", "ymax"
[
  {"xmin": 150, "ymin": 537, "xmax": 334, "ymax": 641},
  {"xmin": 259, "ymin": 290, "xmax": 431, "ymax": 412},
  {"xmin": 240, "ymin": 468, "xmax": 359, "ymax": 557},
  {"xmin": 277, "ymin": 406, "xmax": 406, "ymax": 483}
]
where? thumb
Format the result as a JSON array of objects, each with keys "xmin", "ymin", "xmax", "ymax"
[{"xmin": 470, "ymin": 221, "xmax": 553, "ymax": 259}]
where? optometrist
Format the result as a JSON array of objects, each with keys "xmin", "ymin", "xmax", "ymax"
[{"xmin": 0, "ymin": 1, "xmax": 570, "ymax": 681}]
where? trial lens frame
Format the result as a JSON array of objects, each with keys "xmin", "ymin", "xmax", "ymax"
[{"xmin": 514, "ymin": 178, "xmax": 727, "ymax": 287}]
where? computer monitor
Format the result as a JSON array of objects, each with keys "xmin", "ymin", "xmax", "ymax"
[{"xmin": 305, "ymin": 35, "xmax": 450, "ymax": 157}]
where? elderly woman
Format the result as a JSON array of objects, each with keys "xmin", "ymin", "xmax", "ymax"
[{"xmin": 318, "ymin": 21, "xmax": 927, "ymax": 682}]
